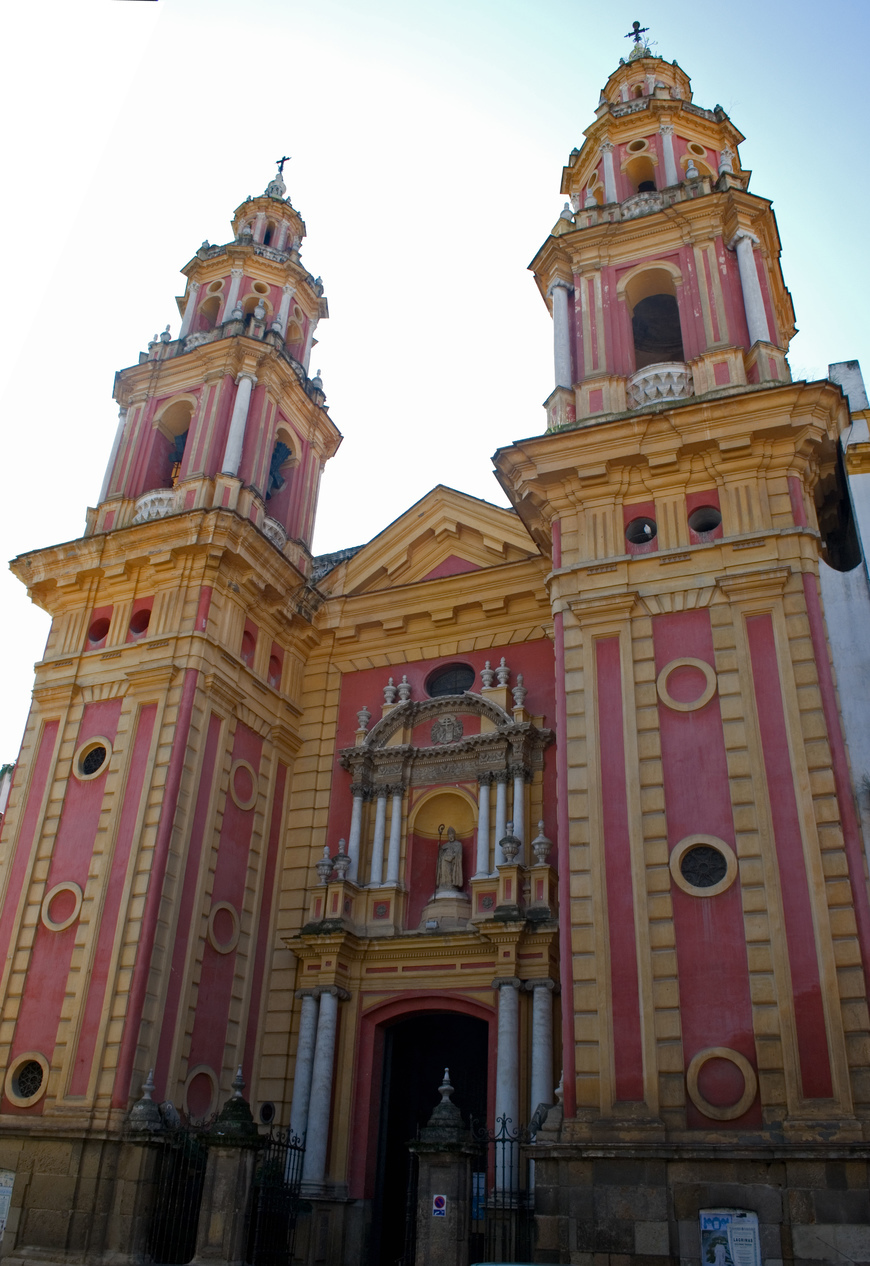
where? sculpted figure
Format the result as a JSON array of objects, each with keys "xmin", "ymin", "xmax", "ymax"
[{"xmin": 435, "ymin": 827, "xmax": 463, "ymax": 892}]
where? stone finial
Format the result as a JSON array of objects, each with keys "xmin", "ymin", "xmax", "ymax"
[
  {"xmin": 315, "ymin": 845, "xmax": 333, "ymax": 885},
  {"xmin": 232, "ymin": 1066, "xmax": 245, "ymax": 1099},
  {"xmin": 555, "ymin": 1072, "xmax": 564, "ymax": 1104},
  {"xmin": 356, "ymin": 704, "xmax": 371, "ymax": 731},
  {"xmin": 438, "ymin": 1068, "xmax": 454, "ymax": 1104},
  {"xmin": 266, "ymin": 172, "xmax": 287, "ymax": 200},
  {"xmin": 231, "ymin": 300, "xmax": 244, "ymax": 320},
  {"xmin": 495, "ymin": 657, "xmax": 510, "ymax": 687},
  {"xmin": 480, "ymin": 660, "xmax": 495, "ymax": 688},
  {"xmin": 685, "ymin": 159, "xmax": 700, "ymax": 180},
  {"xmin": 559, "ymin": 202, "xmax": 574, "ymax": 222},
  {"xmin": 585, "ymin": 191, "xmax": 598, "ymax": 209},
  {"xmin": 311, "ymin": 368, "xmax": 324, "ymax": 391},
  {"xmin": 719, "ymin": 147, "xmax": 734, "ymax": 175},
  {"xmin": 333, "ymin": 843, "xmax": 351, "ymax": 880},
  {"xmin": 128, "ymin": 1068, "xmax": 163, "ymax": 1132},
  {"xmin": 159, "ymin": 325, "xmax": 171, "ymax": 344},
  {"xmin": 397, "ymin": 675, "xmax": 412, "ymax": 702},
  {"xmin": 253, "ymin": 299, "xmax": 266, "ymax": 321},
  {"xmin": 420, "ymin": 1067, "xmax": 464, "ymax": 1138},
  {"xmin": 512, "ymin": 673, "xmax": 527, "ymax": 709},
  {"xmin": 531, "ymin": 821, "xmax": 552, "ymax": 865},
  {"xmin": 211, "ymin": 1066, "xmax": 258, "ymax": 1142},
  {"xmin": 500, "ymin": 822, "xmax": 521, "ymax": 863},
  {"xmin": 383, "ymin": 676, "xmax": 397, "ymax": 705}
]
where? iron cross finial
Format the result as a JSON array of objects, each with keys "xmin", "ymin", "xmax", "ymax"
[
  {"xmin": 276, "ymin": 155, "xmax": 291, "ymax": 174},
  {"xmin": 625, "ymin": 20, "xmax": 649, "ymax": 44}
]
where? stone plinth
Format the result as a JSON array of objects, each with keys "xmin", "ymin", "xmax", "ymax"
[{"xmin": 409, "ymin": 1073, "xmax": 476, "ymax": 1266}]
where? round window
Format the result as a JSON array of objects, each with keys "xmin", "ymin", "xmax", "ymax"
[
  {"xmin": 81, "ymin": 745, "xmax": 108, "ymax": 777},
  {"xmin": 688, "ymin": 142, "xmax": 707, "ymax": 158},
  {"xmin": 253, "ymin": 282, "xmax": 269, "ymax": 295},
  {"xmin": 627, "ymin": 138, "xmax": 648, "ymax": 153},
  {"xmin": 688, "ymin": 506, "xmax": 722, "ymax": 534},
  {"xmin": 625, "ymin": 517, "xmax": 657, "ymax": 546},
  {"xmin": 426, "ymin": 663, "xmax": 475, "ymax": 697},
  {"xmin": 87, "ymin": 617, "xmax": 110, "ymax": 644},
  {"xmin": 208, "ymin": 280, "xmax": 223, "ymax": 293},
  {"xmin": 680, "ymin": 845, "xmax": 728, "ymax": 888},
  {"xmin": 15, "ymin": 1060, "xmax": 44, "ymax": 1100},
  {"xmin": 129, "ymin": 608, "xmax": 151, "ymax": 637}
]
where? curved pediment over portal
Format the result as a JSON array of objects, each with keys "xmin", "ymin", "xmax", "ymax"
[{"xmin": 364, "ymin": 693, "xmax": 513, "ymax": 750}]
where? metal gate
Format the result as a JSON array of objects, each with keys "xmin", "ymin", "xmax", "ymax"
[
  {"xmin": 146, "ymin": 1126, "xmax": 210, "ymax": 1265},
  {"xmin": 471, "ymin": 1116, "xmax": 534, "ymax": 1263},
  {"xmin": 244, "ymin": 1125, "xmax": 306, "ymax": 1266}
]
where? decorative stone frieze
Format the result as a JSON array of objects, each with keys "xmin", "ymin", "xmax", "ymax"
[
  {"xmin": 627, "ymin": 361, "xmax": 695, "ymax": 408},
  {"xmin": 131, "ymin": 488, "xmax": 179, "ymax": 524}
]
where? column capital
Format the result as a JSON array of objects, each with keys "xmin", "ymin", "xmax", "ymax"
[
  {"xmin": 188, "ymin": 278, "xmax": 201, "ymax": 292},
  {"xmin": 349, "ymin": 781, "xmax": 369, "ymax": 799},
  {"xmin": 282, "ymin": 282, "xmax": 296, "ymax": 295},
  {"xmin": 728, "ymin": 229, "xmax": 759, "ymax": 251},
  {"xmin": 547, "ymin": 276, "xmax": 573, "ymax": 296},
  {"xmin": 659, "ymin": 123, "xmax": 675, "ymax": 136},
  {"xmin": 236, "ymin": 370, "xmax": 258, "ymax": 387},
  {"xmin": 492, "ymin": 976, "xmax": 522, "ymax": 991},
  {"xmin": 295, "ymin": 988, "xmax": 320, "ymax": 1000},
  {"xmin": 386, "ymin": 782, "xmax": 406, "ymax": 797},
  {"xmin": 492, "ymin": 769, "xmax": 511, "ymax": 784},
  {"xmin": 373, "ymin": 785, "xmax": 390, "ymax": 800},
  {"xmin": 477, "ymin": 771, "xmax": 495, "ymax": 786},
  {"xmin": 317, "ymin": 985, "xmax": 351, "ymax": 1002},
  {"xmin": 598, "ymin": 139, "xmax": 614, "ymax": 153},
  {"xmin": 523, "ymin": 977, "xmax": 560, "ymax": 993}
]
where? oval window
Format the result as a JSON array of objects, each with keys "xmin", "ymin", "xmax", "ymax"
[
  {"xmin": 688, "ymin": 506, "xmax": 722, "ymax": 534},
  {"xmin": 625, "ymin": 517, "xmax": 657, "ymax": 546},
  {"xmin": 88, "ymin": 617, "xmax": 110, "ymax": 644},
  {"xmin": 426, "ymin": 663, "xmax": 475, "ymax": 697}
]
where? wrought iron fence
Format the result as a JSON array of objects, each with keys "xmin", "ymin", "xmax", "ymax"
[
  {"xmin": 145, "ymin": 1124, "xmax": 211, "ymax": 1265},
  {"xmin": 244, "ymin": 1125, "xmax": 306, "ymax": 1266},
  {"xmin": 471, "ymin": 1115, "xmax": 534, "ymax": 1264}
]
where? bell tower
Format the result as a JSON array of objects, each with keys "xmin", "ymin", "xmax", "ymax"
[
  {"xmin": 0, "ymin": 164, "xmax": 340, "ymax": 1152},
  {"xmin": 496, "ymin": 35, "xmax": 870, "ymax": 1258}
]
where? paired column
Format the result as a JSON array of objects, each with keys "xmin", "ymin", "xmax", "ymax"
[
  {"xmin": 493, "ymin": 978, "xmax": 521, "ymax": 1192},
  {"xmin": 526, "ymin": 980, "xmax": 557, "ymax": 1117},
  {"xmin": 301, "ymin": 986, "xmax": 349, "ymax": 1188},
  {"xmin": 302, "ymin": 318, "xmax": 319, "ymax": 371},
  {"xmin": 273, "ymin": 282, "xmax": 296, "ymax": 334},
  {"xmin": 549, "ymin": 278, "xmax": 573, "ymax": 391},
  {"xmin": 178, "ymin": 280, "xmax": 201, "ymax": 339},
  {"xmin": 98, "ymin": 407, "xmax": 127, "ymax": 503},
  {"xmin": 385, "ymin": 785, "xmax": 404, "ymax": 884},
  {"xmin": 222, "ymin": 268, "xmax": 244, "ymax": 323},
  {"xmin": 659, "ymin": 123, "xmax": 678, "ymax": 187},
  {"xmin": 511, "ymin": 765, "xmax": 526, "ymax": 851},
  {"xmin": 475, "ymin": 775, "xmax": 492, "ymax": 877},
  {"xmin": 221, "ymin": 372, "xmax": 257, "ymax": 477},
  {"xmin": 347, "ymin": 784, "xmax": 366, "ymax": 883},
  {"xmin": 493, "ymin": 773, "xmax": 508, "ymax": 869},
  {"xmin": 599, "ymin": 140, "xmax": 617, "ymax": 204},
  {"xmin": 289, "ymin": 990, "xmax": 319, "ymax": 1140},
  {"xmin": 731, "ymin": 230, "xmax": 772, "ymax": 346},
  {"xmin": 368, "ymin": 790, "xmax": 388, "ymax": 886}
]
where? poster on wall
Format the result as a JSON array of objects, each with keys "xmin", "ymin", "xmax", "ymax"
[
  {"xmin": 700, "ymin": 1209, "xmax": 761, "ymax": 1266},
  {"xmin": 0, "ymin": 1170, "xmax": 15, "ymax": 1246}
]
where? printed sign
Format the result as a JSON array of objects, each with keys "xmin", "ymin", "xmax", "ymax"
[
  {"xmin": 0, "ymin": 1170, "xmax": 15, "ymax": 1246},
  {"xmin": 432, "ymin": 1194, "xmax": 447, "ymax": 1218},
  {"xmin": 700, "ymin": 1209, "xmax": 761, "ymax": 1266}
]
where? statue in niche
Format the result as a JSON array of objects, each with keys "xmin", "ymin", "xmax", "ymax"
[{"xmin": 435, "ymin": 826, "xmax": 463, "ymax": 892}]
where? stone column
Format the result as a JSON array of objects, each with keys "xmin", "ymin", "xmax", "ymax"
[
  {"xmin": 301, "ymin": 987, "xmax": 348, "ymax": 1189},
  {"xmin": 511, "ymin": 766, "xmax": 526, "ymax": 851},
  {"xmin": 386, "ymin": 786, "xmax": 404, "ymax": 884},
  {"xmin": 221, "ymin": 373, "xmax": 257, "ymax": 477},
  {"xmin": 369, "ymin": 790, "xmax": 388, "ymax": 886},
  {"xmin": 549, "ymin": 278, "xmax": 573, "ymax": 390},
  {"xmin": 527, "ymin": 980, "xmax": 556, "ymax": 1117},
  {"xmin": 273, "ymin": 282, "xmax": 295, "ymax": 334},
  {"xmin": 253, "ymin": 211, "xmax": 266, "ymax": 242},
  {"xmin": 600, "ymin": 140, "xmax": 617, "ymax": 204},
  {"xmin": 98, "ymin": 407, "xmax": 127, "ymax": 503},
  {"xmin": 289, "ymin": 990, "xmax": 319, "ymax": 1140},
  {"xmin": 274, "ymin": 220, "xmax": 289, "ymax": 251},
  {"xmin": 731, "ymin": 230, "xmax": 771, "ymax": 346},
  {"xmin": 302, "ymin": 318, "xmax": 319, "ymax": 372},
  {"xmin": 475, "ymin": 775, "xmax": 492, "ymax": 877},
  {"xmin": 179, "ymin": 280, "xmax": 201, "ymax": 340},
  {"xmin": 493, "ymin": 978, "xmax": 521, "ymax": 1192},
  {"xmin": 493, "ymin": 773, "xmax": 508, "ymax": 869},
  {"xmin": 347, "ymin": 784, "xmax": 366, "ymax": 883},
  {"xmin": 222, "ymin": 268, "xmax": 243, "ymax": 322},
  {"xmin": 659, "ymin": 123, "xmax": 678, "ymax": 187}
]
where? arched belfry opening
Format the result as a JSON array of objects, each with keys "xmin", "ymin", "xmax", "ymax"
[
  {"xmin": 626, "ymin": 154, "xmax": 656, "ymax": 193},
  {"xmin": 625, "ymin": 267, "xmax": 685, "ymax": 369},
  {"xmin": 371, "ymin": 1011, "xmax": 488, "ymax": 1266}
]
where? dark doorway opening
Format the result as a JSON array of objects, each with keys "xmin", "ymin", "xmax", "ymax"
[
  {"xmin": 631, "ymin": 293, "xmax": 685, "ymax": 368},
  {"xmin": 371, "ymin": 1011, "xmax": 488, "ymax": 1266}
]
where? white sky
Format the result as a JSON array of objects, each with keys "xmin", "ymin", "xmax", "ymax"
[{"xmin": 1, "ymin": 0, "xmax": 867, "ymax": 761}]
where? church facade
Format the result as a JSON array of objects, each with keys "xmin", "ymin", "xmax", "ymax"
[{"xmin": 2, "ymin": 37, "xmax": 870, "ymax": 1266}]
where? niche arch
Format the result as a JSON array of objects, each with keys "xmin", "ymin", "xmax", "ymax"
[{"xmin": 618, "ymin": 263, "xmax": 686, "ymax": 370}]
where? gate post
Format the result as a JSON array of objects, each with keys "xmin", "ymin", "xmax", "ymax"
[
  {"xmin": 408, "ymin": 1071, "xmax": 476, "ymax": 1266},
  {"xmin": 192, "ymin": 1068, "xmax": 261, "ymax": 1266}
]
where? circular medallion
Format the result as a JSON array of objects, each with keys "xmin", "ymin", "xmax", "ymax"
[
  {"xmin": 656, "ymin": 657, "xmax": 717, "ymax": 712},
  {"xmin": 686, "ymin": 1046, "xmax": 757, "ymax": 1121},
  {"xmin": 229, "ymin": 759, "xmax": 258, "ymax": 810},
  {"xmin": 207, "ymin": 901, "xmax": 241, "ymax": 955},
  {"xmin": 41, "ymin": 881, "xmax": 84, "ymax": 932}
]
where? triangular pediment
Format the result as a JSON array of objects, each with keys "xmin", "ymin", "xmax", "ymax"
[{"xmin": 326, "ymin": 486, "xmax": 539, "ymax": 596}]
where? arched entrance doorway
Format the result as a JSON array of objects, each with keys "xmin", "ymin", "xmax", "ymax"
[{"xmin": 371, "ymin": 1011, "xmax": 488, "ymax": 1266}]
